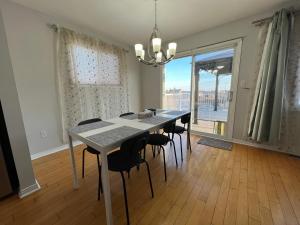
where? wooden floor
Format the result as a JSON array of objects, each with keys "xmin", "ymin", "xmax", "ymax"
[{"xmin": 1, "ymin": 135, "xmax": 300, "ymax": 225}]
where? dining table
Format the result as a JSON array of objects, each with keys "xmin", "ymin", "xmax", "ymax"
[{"xmin": 68, "ymin": 109, "xmax": 191, "ymax": 225}]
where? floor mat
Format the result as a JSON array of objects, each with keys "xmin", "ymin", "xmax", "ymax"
[{"xmin": 198, "ymin": 137, "xmax": 233, "ymax": 150}]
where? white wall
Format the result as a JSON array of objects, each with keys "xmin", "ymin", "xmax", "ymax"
[
  {"xmin": 141, "ymin": 0, "xmax": 300, "ymax": 142},
  {"xmin": 0, "ymin": 6, "xmax": 36, "ymax": 193},
  {"xmin": 0, "ymin": 1, "xmax": 142, "ymax": 156}
]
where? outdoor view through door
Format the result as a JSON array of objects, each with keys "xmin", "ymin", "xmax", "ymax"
[
  {"xmin": 163, "ymin": 41, "xmax": 241, "ymax": 138},
  {"xmin": 162, "ymin": 56, "xmax": 192, "ymax": 112},
  {"xmin": 193, "ymin": 48, "xmax": 234, "ymax": 136}
]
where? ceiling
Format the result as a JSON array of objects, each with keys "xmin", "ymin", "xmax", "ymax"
[{"xmin": 11, "ymin": 0, "xmax": 291, "ymax": 45}]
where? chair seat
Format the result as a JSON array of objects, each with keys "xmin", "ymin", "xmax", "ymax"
[
  {"xmin": 174, "ymin": 126, "xmax": 186, "ymax": 134},
  {"xmin": 108, "ymin": 150, "xmax": 142, "ymax": 172},
  {"xmin": 86, "ymin": 146, "xmax": 100, "ymax": 155},
  {"xmin": 148, "ymin": 134, "xmax": 170, "ymax": 146}
]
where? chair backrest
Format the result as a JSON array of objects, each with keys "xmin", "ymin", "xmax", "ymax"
[
  {"xmin": 147, "ymin": 108, "xmax": 156, "ymax": 112},
  {"xmin": 119, "ymin": 112, "xmax": 134, "ymax": 117},
  {"xmin": 78, "ymin": 118, "xmax": 102, "ymax": 126},
  {"xmin": 181, "ymin": 113, "xmax": 191, "ymax": 125},
  {"xmin": 146, "ymin": 108, "xmax": 156, "ymax": 115},
  {"xmin": 163, "ymin": 120, "xmax": 176, "ymax": 134},
  {"xmin": 120, "ymin": 131, "xmax": 149, "ymax": 159}
]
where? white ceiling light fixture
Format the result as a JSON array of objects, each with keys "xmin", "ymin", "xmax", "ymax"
[{"xmin": 134, "ymin": 0, "xmax": 177, "ymax": 67}]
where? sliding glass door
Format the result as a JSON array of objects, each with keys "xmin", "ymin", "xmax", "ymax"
[
  {"xmin": 162, "ymin": 39, "xmax": 242, "ymax": 139},
  {"xmin": 192, "ymin": 48, "xmax": 234, "ymax": 136}
]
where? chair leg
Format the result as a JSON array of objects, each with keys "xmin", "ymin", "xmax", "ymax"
[
  {"xmin": 82, "ymin": 149, "xmax": 86, "ymax": 178},
  {"xmin": 152, "ymin": 145, "xmax": 156, "ymax": 158},
  {"xmin": 178, "ymin": 134, "xmax": 183, "ymax": 162},
  {"xmin": 144, "ymin": 161, "xmax": 154, "ymax": 198},
  {"xmin": 161, "ymin": 146, "xmax": 167, "ymax": 182},
  {"xmin": 168, "ymin": 133, "xmax": 172, "ymax": 146},
  {"xmin": 120, "ymin": 172, "xmax": 130, "ymax": 225},
  {"xmin": 170, "ymin": 140, "xmax": 178, "ymax": 167},
  {"xmin": 127, "ymin": 170, "xmax": 130, "ymax": 179},
  {"xmin": 97, "ymin": 154, "xmax": 103, "ymax": 200},
  {"xmin": 136, "ymin": 151, "xmax": 142, "ymax": 171},
  {"xmin": 188, "ymin": 131, "xmax": 192, "ymax": 153}
]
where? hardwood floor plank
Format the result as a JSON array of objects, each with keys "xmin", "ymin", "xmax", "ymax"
[
  {"xmin": 0, "ymin": 135, "xmax": 300, "ymax": 225},
  {"xmin": 236, "ymin": 167, "xmax": 248, "ymax": 225},
  {"xmin": 247, "ymin": 148, "xmax": 261, "ymax": 222},
  {"xmin": 269, "ymin": 152, "xmax": 299, "ymax": 225}
]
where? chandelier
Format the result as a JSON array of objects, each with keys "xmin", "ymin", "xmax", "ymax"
[{"xmin": 134, "ymin": 0, "xmax": 177, "ymax": 66}]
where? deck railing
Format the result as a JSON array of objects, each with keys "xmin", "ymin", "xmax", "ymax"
[{"xmin": 163, "ymin": 91, "xmax": 230, "ymax": 122}]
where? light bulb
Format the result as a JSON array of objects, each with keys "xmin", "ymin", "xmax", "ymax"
[
  {"xmin": 168, "ymin": 42, "xmax": 177, "ymax": 56},
  {"xmin": 152, "ymin": 38, "xmax": 161, "ymax": 53},
  {"xmin": 141, "ymin": 50, "xmax": 145, "ymax": 60},
  {"xmin": 134, "ymin": 44, "xmax": 143, "ymax": 57},
  {"xmin": 156, "ymin": 52, "xmax": 162, "ymax": 63}
]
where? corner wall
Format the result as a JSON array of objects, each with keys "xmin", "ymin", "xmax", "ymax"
[{"xmin": 0, "ymin": 5, "xmax": 37, "ymax": 195}]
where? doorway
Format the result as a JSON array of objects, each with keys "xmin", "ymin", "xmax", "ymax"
[{"xmin": 162, "ymin": 39, "xmax": 242, "ymax": 139}]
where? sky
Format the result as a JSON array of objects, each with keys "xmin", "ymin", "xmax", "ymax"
[{"xmin": 164, "ymin": 49, "xmax": 234, "ymax": 92}]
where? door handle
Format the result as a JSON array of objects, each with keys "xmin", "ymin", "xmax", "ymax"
[{"xmin": 229, "ymin": 91, "xmax": 233, "ymax": 102}]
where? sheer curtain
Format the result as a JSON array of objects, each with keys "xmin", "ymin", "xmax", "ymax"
[{"xmin": 56, "ymin": 28, "xmax": 129, "ymax": 142}]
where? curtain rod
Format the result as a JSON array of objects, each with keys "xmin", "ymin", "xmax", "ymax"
[
  {"xmin": 252, "ymin": 8, "xmax": 300, "ymax": 26},
  {"xmin": 47, "ymin": 23, "xmax": 130, "ymax": 53}
]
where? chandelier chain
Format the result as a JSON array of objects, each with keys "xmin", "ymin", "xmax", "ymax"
[
  {"xmin": 154, "ymin": 0, "xmax": 157, "ymax": 29},
  {"xmin": 134, "ymin": 0, "xmax": 177, "ymax": 66}
]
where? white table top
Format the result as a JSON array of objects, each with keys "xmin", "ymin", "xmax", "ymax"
[{"xmin": 68, "ymin": 110, "xmax": 190, "ymax": 153}]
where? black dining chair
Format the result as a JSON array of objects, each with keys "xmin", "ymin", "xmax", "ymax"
[
  {"xmin": 148, "ymin": 120, "xmax": 178, "ymax": 181},
  {"xmin": 174, "ymin": 113, "xmax": 192, "ymax": 153},
  {"xmin": 163, "ymin": 113, "xmax": 192, "ymax": 162},
  {"xmin": 78, "ymin": 118, "xmax": 103, "ymax": 200},
  {"xmin": 120, "ymin": 112, "xmax": 135, "ymax": 117},
  {"xmin": 120, "ymin": 112, "xmax": 138, "ymax": 177},
  {"xmin": 146, "ymin": 108, "xmax": 157, "ymax": 115},
  {"xmin": 164, "ymin": 113, "xmax": 192, "ymax": 159},
  {"xmin": 107, "ymin": 131, "xmax": 154, "ymax": 225}
]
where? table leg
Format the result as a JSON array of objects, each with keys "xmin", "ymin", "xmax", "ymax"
[
  {"xmin": 68, "ymin": 135, "xmax": 79, "ymax": 189},
  {"xmin": 101, "ymin": 152, "xmax": 114, "ymax": 225}
]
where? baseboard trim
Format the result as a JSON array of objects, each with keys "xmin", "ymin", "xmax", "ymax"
[
  {"xmin": 31, "ymin": 141, "xmax": 82, "ymax": 160},
  {"xmin": 18, "ymin": 179, "xmax": 41, "ymax": 198},
  {"xmin": 231, "ymin": 138, "xmax": 282, "ymax": 152},
  {"xmin": 191, "ymin": 130, "xmax": 284, "ymax": 154}
]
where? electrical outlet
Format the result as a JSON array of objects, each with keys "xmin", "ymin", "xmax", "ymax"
[{"xmin": 40, "ymin": 129, "xmax": 47, "ymax": 138}]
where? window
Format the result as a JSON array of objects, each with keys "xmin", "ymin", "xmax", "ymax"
[
  {"xmin": 72, "ymin": 44, "xmax": 121, "ymax": 85},
  {"xmin": 57, "ymin": 27, "xmax": 129, "ymax": 142}
]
